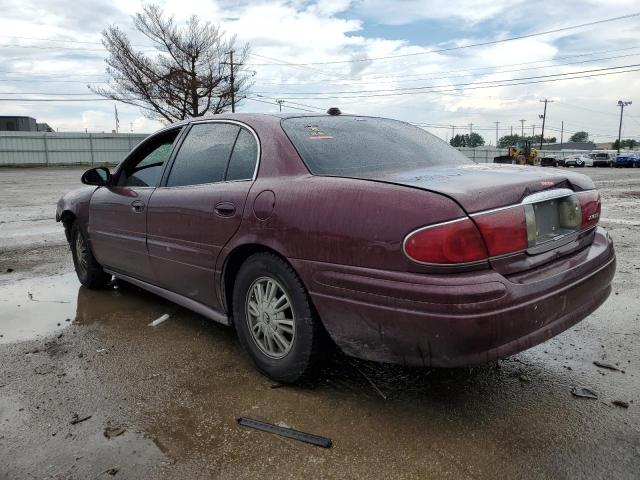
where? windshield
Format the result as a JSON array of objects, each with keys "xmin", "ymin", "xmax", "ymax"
[{"xmin": 281, "ymin": 116, "xmax": 469, "ymax": 176}]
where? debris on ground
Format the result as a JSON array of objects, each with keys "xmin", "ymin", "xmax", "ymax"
[
  {"xmin": 6, "ymin": 268, "xmax": 13, "ymax": 273},
  {"xmin": 612, "ymin": 400, "xmax": 630, "ymax": 409},
  {"xmin": 96, "ymin": 348, "xmax": 107, "ymax": 354},
  {"xmin": 237, "ymin": 417, "xmax": 332, "ymax": 448},
  {"xmin": 149, "ymin": 314, "xmax": 170, "ymax": 327},
  {"xmin": 270, "ymin": 383, "xmax": 285, "ymax": 389},
  {"xmin": 104, "ymin": 425, "xmax": 126, "ymax": 439},
  {"xmin": 571, "ymin": 387, "xmax": 598, "ymax": 399},
  {"xmin": 518, "ymin": 374, "xmax": 531, "ymax": 383},
  {"xmin": 100, "ymin": 467, "xmax": 120, "ymax": 476},
  {"xmin": 593, "ymin": 361, "xmax": 625, "ymax": 373},
  {"xmin": 351, "ymin": 362, "xmax": 387, "ymax": 400},
  {"xmin": 70, "ymin": 413, "xmax": 92, "ymax": 425},
  {"xmin": 34, "ymin": 365, "xmax": 56, "ymax": 375}
]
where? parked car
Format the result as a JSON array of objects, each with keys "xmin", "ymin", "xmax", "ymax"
[
  {"xmin": 614, "ymin": 152, "xmax": 639, "ymax": 168},
  {"xmin": 540, "ymin": 156, "xmax": 564, "ymax": 167},
  {"xmin": 564, "ymin": 154, "xmax": 593, "ymax": 168},
  {"xmin": 590, "ymin": 151, "xmax": 616, "ymax": 167},
  {"xmin": 57, "ymin": 112, "xmax": 616, "ymax": 383}
]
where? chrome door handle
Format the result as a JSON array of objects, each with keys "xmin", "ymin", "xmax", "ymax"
[{"xmin": 214, "ymin": 202, "xmax": 236, "ymax": 217}]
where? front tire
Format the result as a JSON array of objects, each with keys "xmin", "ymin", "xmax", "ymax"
[
  {"xmin": 70, "ymin": 223, "xmax": 111, "ymax": 288},
  {"xmin": 232, "ymin": 253, "xmax": 323, "ymax": 383}
]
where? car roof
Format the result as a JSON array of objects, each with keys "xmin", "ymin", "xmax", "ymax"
[{"xmin": 151, "ymin": 111, "xmax": 348, "ymax": 135}]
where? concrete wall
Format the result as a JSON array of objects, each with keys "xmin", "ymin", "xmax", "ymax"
[{"xmin": 0, "ymin": 132, "xmax": 148, "ymax": 166}]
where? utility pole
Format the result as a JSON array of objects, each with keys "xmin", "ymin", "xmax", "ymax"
[
  {"xmin": 276, "ymin": 99, "xmax": 285, "ymax": 112},
  {"xmin": 228, "ymin": 50, "xmax": 235, "ymax": 113},
  {"xmin": 510, "ymin": 125, "xmax": 513, "ymax": 136},
  {"xmin": 451, "ymin": 125, "xmax": 455, "ymax": 140},
  {"xmin": 538, "ymin": 99, "xmax": 553, "ymax": 150},
  {"xmin": 519, "ymin": 119, "xmax": 526, "ymax": 137},
  {"xmin": 532, "ymin": 124, "xmax": 536, "ymax": 137},
  {"xmin": 560, "ymin": 120, "xmax": 564, "ymax": 145},
  {"xmin": 494, "ymin": 121, "xmax": 500, "ymax": 147},
  {"xmin": 617, "ymin": 100, "xmax": 632, "ymax": 153},
  {"xmin": 130, "ymin": 121, "xmax": 133, "ymax": 133},
  {"xmin": 469, "ymin": 123, "xmax": 473, "ymax": 135}
]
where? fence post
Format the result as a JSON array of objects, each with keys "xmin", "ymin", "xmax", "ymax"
[
  {"xmin": 43, "ymin": 133, "xmax": 49, "ymax": 166},
  {"xmin": 89, "ymin": 134, "xmax": 95, "ymax": 166}
]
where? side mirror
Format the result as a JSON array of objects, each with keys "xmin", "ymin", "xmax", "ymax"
[{"xmin": 81, "ymin": 167, "xmax": 111, "ymax": 186}]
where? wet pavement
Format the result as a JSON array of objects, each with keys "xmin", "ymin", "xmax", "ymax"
[{"xmin": 1, "ymin": 167, "xmax": 639, "ymax": 479}]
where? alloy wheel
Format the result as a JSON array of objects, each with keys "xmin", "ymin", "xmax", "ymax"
[
  {"xmin": 245, "ymin": 276, "xmax": 296, "ymax": 359},
  {"xmin": 75, "ymin": 232, "xmax": 89, "ymax": 277}
]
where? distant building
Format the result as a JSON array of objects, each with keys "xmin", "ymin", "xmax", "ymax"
[
  {"xmin": 0, "ymin": 116, "xmax": 53, "ymax": 132},
  {"xmin": 542, "ymin": 141, "xmax": 597, "ymax": 151}
]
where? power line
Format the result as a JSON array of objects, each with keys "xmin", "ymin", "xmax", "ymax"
[
  {"xmin": 245, "ymin": 12, "xmax": 640, "ymax": 66},
  {"xmin": 326, "ymin": 46, "xmax": 640, "ymax": 81},
  {"xmin": 253, "ymin": 51, "xmax": 640, "ymax": 87},
  {"xmin": 256, "ymin": 63, "xmax": 640, "ymax": 98},
  {"xmin": 244, "ymin": 96, "xmax": 315, "ymax": 112}
]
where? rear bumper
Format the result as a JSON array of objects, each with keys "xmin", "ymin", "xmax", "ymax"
[{"xmin": 292, "ymin": 227, "xmax": 615, "ymax": 367}]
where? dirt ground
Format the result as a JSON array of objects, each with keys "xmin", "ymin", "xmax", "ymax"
[{"xmin": 1, "ymin": 166, "xmax": 638, "ymax": 479}]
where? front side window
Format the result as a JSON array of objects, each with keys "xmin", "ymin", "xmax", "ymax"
[
  {"xmin": 281, "ymin": 116, "xmax": 469, "ymax": 177},
  {"xmin": 166, "ymin": 123, "xmax": 240, "ymax": 187},
  {"xmin": 117, "ymin": 129, "xmax": 181, "ymax": 187}
]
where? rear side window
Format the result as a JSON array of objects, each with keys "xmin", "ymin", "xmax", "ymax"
[
  {"xmin": 166, "ymin": 123, "xmax": 240, "ymax": 187},
  {"xmin": 281, "ymin": 116, "xmax": 468, "ymax": 176},
  {"xmin": 226, "ymin": 128, "xmax": 258, "ymax": 181}
]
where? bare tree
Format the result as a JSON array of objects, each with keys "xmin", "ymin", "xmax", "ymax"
[{"xmin": 91, "ymin": 4, "xmax": 252, "ymax": 123}]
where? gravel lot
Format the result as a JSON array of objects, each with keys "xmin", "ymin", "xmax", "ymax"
[{"xmin": 1, "ymin": 166, "xmax": 638, "ymax": 479}]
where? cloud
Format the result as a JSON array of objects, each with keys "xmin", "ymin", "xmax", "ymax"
[{"xmin": 0, "ymin": 0, "xmax": 637, "ymax": 143}]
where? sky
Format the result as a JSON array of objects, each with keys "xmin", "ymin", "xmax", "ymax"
[{"xmin": 0, "ymin": 0, "xmax": 639, "ymax": 144}]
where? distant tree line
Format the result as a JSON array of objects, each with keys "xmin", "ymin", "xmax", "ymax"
[
  {"xmin": 497, "ymin": 134, "xmax": 556, "ymax": 148},
  {"xmin": 613, "ymin": 139, "xmax": 638, "ymax": 149},
  {"xmin": 450, "ymin": 133, "xmax": 485, "ymax": 148}
]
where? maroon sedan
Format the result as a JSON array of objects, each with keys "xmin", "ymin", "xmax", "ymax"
[{"xmin": 56, "ymin": 112, "xmax": 615, "ymax": 382}]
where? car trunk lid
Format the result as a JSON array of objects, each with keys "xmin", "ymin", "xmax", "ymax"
[{"xmin": 369, "ymin": 163, "xmax": 594, "ymax": 213}]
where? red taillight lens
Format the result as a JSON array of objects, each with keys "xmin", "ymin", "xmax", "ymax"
[
  {"xmin": 473, "ymin": 207, "xmax": 528, "ymax": 257},
  {"xmin": 404, "ymin": 218, "xmax": 488, "ymax": 265},
  {"xmin": 577, "ymin": 190, "xmax": 601, "ymax": 229}
]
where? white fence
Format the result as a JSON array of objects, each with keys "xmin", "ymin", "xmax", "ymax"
[
  {"xmin": 0, "ymin": 132, "xmax": 147, "ymax": 166},
  {"xmin": 0, "ymin": 132, "xmax": 597, "ymax": 167}
]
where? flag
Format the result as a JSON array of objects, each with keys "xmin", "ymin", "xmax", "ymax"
[{"xmin": 114, "ymin": 104, "xmax": 120, "ymax": 133}]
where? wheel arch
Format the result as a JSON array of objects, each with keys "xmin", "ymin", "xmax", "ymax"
[
  {"xmin": 221, "ymin": 243, "xmax": 310, "ymax": 325},
  {"xmin": 59, "ymin": 210, "xmax": 77, "ymax": 243}
]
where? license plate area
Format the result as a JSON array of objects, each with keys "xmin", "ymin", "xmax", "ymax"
[{"xmin": 525, "ymin": 195, "xmax": 581, "ymax": 254}]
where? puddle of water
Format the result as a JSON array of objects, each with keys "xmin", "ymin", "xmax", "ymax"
[{"xmin": 0, "ymin": 272, "xmax": 79, "ymax": 343}]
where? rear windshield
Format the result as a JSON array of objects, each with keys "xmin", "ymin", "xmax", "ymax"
[{"xmin": 281, "ymin": 116, "xmax": 469, "ymax": 176}]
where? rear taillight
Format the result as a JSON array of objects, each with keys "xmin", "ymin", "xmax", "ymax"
[
  {"xmin": 404, "ymin": 190, "xmax": 600, "ymax": 266},
  {"xmin": 577, "ymin": 190, "xmax": 601, "ymax": 229},
  {"xmin": 473, "ymin": 207, "xmax": 528, "ymax": 257},
  {"xmin": 403, "ymin": 218, "xmax": 488, "ymax": 265}
]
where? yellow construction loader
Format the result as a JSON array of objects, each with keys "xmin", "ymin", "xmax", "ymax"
[{"xmin": 494, "ymin": 140, "xmax": 540, "ymax": 165}]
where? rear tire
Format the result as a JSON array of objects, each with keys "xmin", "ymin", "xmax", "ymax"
[
  {"xmin": 70, "ymin": 223, "xmax": 111, "ymax": 289},
  {"xmin": 232, "ymin": 253, "xmax": 323, "ymax": 383}
]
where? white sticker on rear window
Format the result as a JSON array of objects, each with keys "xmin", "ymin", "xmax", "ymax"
[{"xmin": 305, "ymin": 124, "xmax": 334, "ymax": 140}]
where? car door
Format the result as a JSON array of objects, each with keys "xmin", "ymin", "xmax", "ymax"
[
  {"xmin": 89, "ymin": 128, "xmax": 183, "ymax": 281},
  {"xmin": 146, "ymin": 120, "xmax": 259, "ymax": 308}
]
